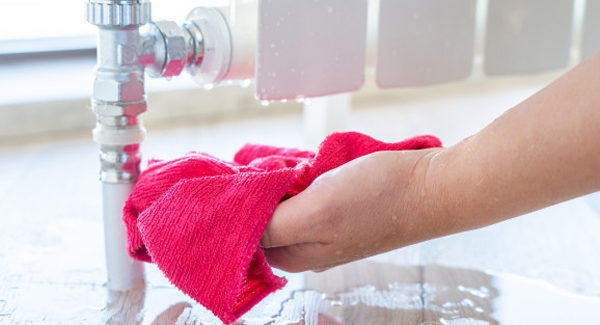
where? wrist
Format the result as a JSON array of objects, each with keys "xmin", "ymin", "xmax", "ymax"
[
  {"xmin": 411, "ymin": 147, "xmax": 454, "ymax": 239},
  {"xmin": 387, "ymin": 147, "xmax": 448, "ymax": 247},
  {"xmin": 423, "ymin": 136, "xmax": 491, "ymax": 237},
  {"xmin": 404, "ymin": 138, "xmax": 484, "ymax": 243}
]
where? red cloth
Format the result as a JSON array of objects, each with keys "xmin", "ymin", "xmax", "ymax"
[{"xmin": 123, "ymin": 132, "xmax": 441, "ymax": 324}]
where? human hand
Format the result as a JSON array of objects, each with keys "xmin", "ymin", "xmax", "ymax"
[{"xmin": 260, "ymin": 147, "xmax": 444, "ymax": 272}]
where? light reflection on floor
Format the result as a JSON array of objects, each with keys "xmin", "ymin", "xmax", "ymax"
[{"xmin": 131, "ymin": 262, "xmax": 600, "ymax": 324}]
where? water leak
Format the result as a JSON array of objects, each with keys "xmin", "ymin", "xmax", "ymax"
[{"xmin": 143, "ymin": 262, "xmax": 600, "ymax": 324}]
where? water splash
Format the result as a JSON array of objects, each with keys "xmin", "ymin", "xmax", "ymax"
[{"xmin": 272, "ymin": 291, "xmax": 330, "ymax": 325}]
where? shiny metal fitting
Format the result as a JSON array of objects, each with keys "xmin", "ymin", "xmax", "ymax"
[
  {"xmin": 99, "ymin": 144, "xmax": 142, "ymax": 183},
  {"xmin": 182, "ymin": 20, "xmax": 205, "ymax": 70},
  {"xmin": 90, "ymin": 26, "xmax": 147, "ymax": 183},
  {"xmin": 86, "ymin": 0, "xmax": 151, "ymax": 27},
  {"xmin": 140, "ymin": 21, "xmax": 193, "ymax": 78},
  {"xmin": 93, "ymin": 101, "xmax": 147, "ymax": 127},
  {"xmin": 87, "ymin": 4, "xmax": 231, "ymax": 184},
  {"xmin": 93, "ymin": 74, "xmax": 145, "ymax": 103},
  {"xmin": 185, "ymin": 7, "xmax": 232, "ymax": 86},
  {"xmin": 92, "ymin": 101, "xmax": 147, "ymax": 117}
]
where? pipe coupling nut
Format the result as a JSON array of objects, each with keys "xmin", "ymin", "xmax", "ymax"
[{"xmin": 140, "ymin": 21, "xmax": 193, "ymax": 78}]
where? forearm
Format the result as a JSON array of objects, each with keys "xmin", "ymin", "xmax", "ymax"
[
  {"xmin": 261, "ymin": 53, "xmax": 600, "ymax": 272},
  {"xmin": 425, "ymin": 52, "xmax": 600, "ymax": 237}
]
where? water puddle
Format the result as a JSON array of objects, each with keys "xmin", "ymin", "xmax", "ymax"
[{"xmin": 135, "ymin": 262, "xmax": 600, "ymax": 325}]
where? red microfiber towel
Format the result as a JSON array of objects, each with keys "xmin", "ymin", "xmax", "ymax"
[{"xmin": 123, "ymin": 131, "xmax": 441, "ymax": 324}]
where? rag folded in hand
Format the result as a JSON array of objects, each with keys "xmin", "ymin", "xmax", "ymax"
[{"xmin": 123, "ymin": 131, "xmax": 441, "ymax": 324}]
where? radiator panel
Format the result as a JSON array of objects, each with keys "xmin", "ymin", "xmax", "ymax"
[
  {"xmin": 484, "ymin": 0, "xmax": 574, "ymax": 75},
  {"xmin": 255, "ymin": 0, "xmax": 368, "ymax": 100},
  {"xmin": 582, "ymin": 0, "xmax": 600, "ymax": 60},
  {"xmin": 376, "ymin": 0, "xmax": 476, "ymax": 88}
]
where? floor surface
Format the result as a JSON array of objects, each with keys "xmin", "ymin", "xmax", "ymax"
[{"xmin": 1, "ymin": 75, "xmax": 600, "ymax": 324}]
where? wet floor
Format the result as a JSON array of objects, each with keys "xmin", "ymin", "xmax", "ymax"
[
  {"xmin": 2, "ymin": 104, "xmax": 600, "ymax": 324},
  {"xmin": 258, "ymin": 262, "xmax": 600, "ymax": 325},
  {"xmin": 103, "ymin": 261, "xmax": 600, "ymax": 325}
]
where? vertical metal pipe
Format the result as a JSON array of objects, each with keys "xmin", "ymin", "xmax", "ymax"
[
  {"xmin": 87, "ymin": 0, "xmax": 151, "ymax": 290},
  {"xmin": 95, "ymin": 27, "xmax": 146, "ymax": 290}
]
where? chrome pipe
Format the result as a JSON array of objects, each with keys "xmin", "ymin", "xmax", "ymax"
[
  {"xmin": 86, "ymin": 0, "xmax": 233, "ymax": 290},
  {"xmin": 87, "ymin": 0, "xmax": 150, "ymax": 291}
]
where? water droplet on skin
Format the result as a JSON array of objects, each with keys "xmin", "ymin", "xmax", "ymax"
[{"xmin": 270, "ymin": 43, "xmax": 276, "ymax": 48}]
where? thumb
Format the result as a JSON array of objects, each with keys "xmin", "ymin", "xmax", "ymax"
[{"xmin": 260, "ymin": 193, "xmax": 318, "ymax": 248}]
